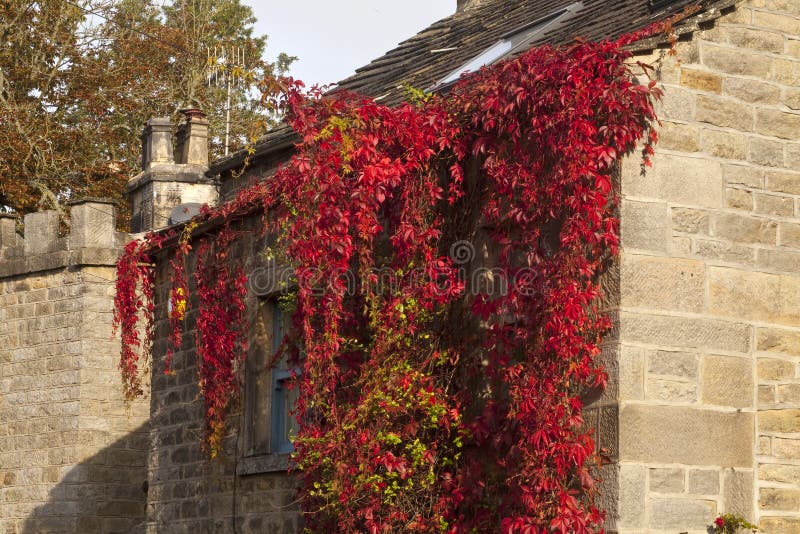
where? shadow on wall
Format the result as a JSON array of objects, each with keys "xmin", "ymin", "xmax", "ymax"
[{"xmin": 21, "ymin": 422, "xmax": 150, "ymax": 534}]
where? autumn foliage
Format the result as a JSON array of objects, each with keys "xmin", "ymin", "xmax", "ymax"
[{"xmin": 114, "ymin": 25, "xmax": 666, "ymax": 533}]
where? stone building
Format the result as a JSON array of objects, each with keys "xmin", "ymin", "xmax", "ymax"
[{"xmin": 2, "ymin": 0, "xmax": 800, "ymax": 532}]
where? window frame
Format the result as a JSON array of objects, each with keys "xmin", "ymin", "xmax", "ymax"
[
  {"xmin": 238, "ymin": 294, "xmax": 300, "ymax": 475},
  {"xmin": 429, "ymin": 1, "xmax": 585, "ymax": 90}
]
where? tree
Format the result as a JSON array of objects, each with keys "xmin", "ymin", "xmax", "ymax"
[{"xmin": 0, "ymin": 0, "xmax": 294, "ymax": 216}]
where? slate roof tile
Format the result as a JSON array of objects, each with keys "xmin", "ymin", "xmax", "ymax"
[{"xmin": 210, "ymin": 0, "xmax": 737, "ymax": 175}]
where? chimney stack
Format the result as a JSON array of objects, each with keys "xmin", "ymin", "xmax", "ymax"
[{"xmin": 126, "ymin": 112, "xmax": 218, "ymax": 233}]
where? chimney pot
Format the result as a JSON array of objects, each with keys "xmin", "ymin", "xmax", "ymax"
[
  {"xmin": 175, "ymin": 109, "xmax": 209, "ymax": 167},
  {"xmin": 141, "ymin": 117, "xmax": 174, "ymax": 170}
]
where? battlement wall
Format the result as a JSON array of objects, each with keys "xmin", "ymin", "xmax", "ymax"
[
  {"xmin": 0, "ymin": 199, "xmax": 149, "ymax": 534},
  {"xmin": 0, "ymin": 199, "xmax": 126, "ymax": 279}
]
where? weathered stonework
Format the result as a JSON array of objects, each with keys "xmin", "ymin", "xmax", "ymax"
[
  {"xmin": 4, "ymin": 1, "xmax": 799, "ymax": 532},
  {"xmin": 0, "ymin": 201, "xmax": 149, "ymax": 534},
  {"xmin": 144, "ymin": 216, "xmax": 302, "ymax": 534},
  {"xmin": 610, "ymin": 1, "xmax": 800, "ymax": 531}
]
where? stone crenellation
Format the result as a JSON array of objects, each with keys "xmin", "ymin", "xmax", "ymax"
[
  {"xmin": 0, "ymin": 200, "xmax": 150, "ymax": 534},
  {"xmin": 0, "ymin": 199, "xmax": 126, "ymax": 279}
]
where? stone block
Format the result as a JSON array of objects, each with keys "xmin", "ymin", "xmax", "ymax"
[
  {"xmin": 655, "ymin": 85, "xmax": 695, "ymax": 121},
  {"xmin": 727, "ymin": 26, "xmax": 785, "ymax": 53},
  {"xmin": 696, "ymin": 94, "xmax": 754, "ymax": 131},
  {"xmin": 701, "ymin": 43, "xmax": 772, "ymax": 78},
  {"xmin": 723, "ymin": 5, "xmax": 751, "ymax": 24},
  {"xmin": 646, "ymin": 378, "xmax": 697, "ymax": 402},
  {"xmin": 774, "ymin": 57, "xmax": 800, "ymax": 86},
  {"xmin": 656, "ymin": 121, "xmax": 700, "ymax": 152},
  {"xmin": 700, "ymin": 128, "xmax": 746, "ymax": 159},
  {"xmin": 755, "ymin": 193, "xmax": 794, "ymax": 216},
  {"xmin": 759, "ymin": 487, "xmax": 800, "ymax": 511},
  {"xmin": 620, "ymin": 200, "xmax": 668, "ymax": 252},
  {"xmin": 709, "ymin": 266, "xmax": 800, "ymax": 326},
  {"xmin": 621, "ymin": 312, "xmax": 751, "ymax": 353},
  {"xmin": 754, "ymin": 9, "xmax": 800, "ymax": 34},
  {"xmin": 726, "ymin": 188, "xmax": 753, "ymax": 210},
  {"xmin": 763, "ymin": 0, "xmax": 800, "ymax": 15},
  {"xmin": 680, "ymin": 68, "xmax": 722, "ymax": 92},
  {"xmin": 710, "ymin": 213, "xmax": 777, "ymax": 245},
  {"xmin": 759, "ymin": 463, "xmax": 800, "ymax": 485},
  {"xmin": 756, "ymin": 108, "xmax": 800, "ymax": 140},
  {"xmin": 620, "ymin": 345, "xmax": 645, "ymax": 401},
  {"xmin": 0, "ymin": 216, "xmax": 18, "ymax": 248},
  {"xmin": 723, "ymin": 469, "xmax": 753, "ymax": 518},
  {"xmin": 618, "ymin": 464, "xmax": 646, "ymax": 528},
  {"xmin": 648, "ymin": 350, "xmax": 699, "ymax": 378},
  {"xmin": 774, "ymin": 437, "xmax": 800, "ymax": 459},
  {"xmin": 725, "ymin": 77, "xmax": 781, "ymax": 106},
  {"xmin": 779, "ymin": 222, "xmax": 800, "ymax": 247},
  {"xmin": 758, "ymin": 358, "xmax": 796, "ymax": 380},
  {"xmin": 766, "ymin": 170, "xmax": 800, "ymax": 194},
  {"xmin": 757, "ymin": 248, "xmax": 800, "ymax": 273},
  {"xmin": 619, "ymin": 404, "xmax": 753, "ymax": 466},
  {"xmin": 701, "ymin": 355, "xmax": 754, "ymax": 408},
  {"xmin": 22, "ymin": 211, "xmax": 59, "ymax": 255},
  {"xmin": 786, "ymin": 142, "xmax": 800, "ymax": 169},
  {"xmin": 68, "ymin": 200, "xmax": 116, "ymax": 249},
  {"xmin": 672, "ymin": 207, "xmax": 710, "ymax": 234},
  {"xmin": 620, "ymin": 255, "xmax": 705, "ymax": 312},
  {"xmin": 628, "ymin": 153, "xmax": 724, "ymax": 207},
  {"xmin": 786, "ymin": 84, "xmax": 800, "ymax": 112},
  {"xmin": 649, "ymin": 467, "xmax": 684, "ymax": 493},
  {"xmin": 749, "ymin": 137, "xmax": 785, "ymax": 167},
  {"xmin": 759, "ymin": 517, "xmax": 800, "ymax": 534},
  {"xmin": 688, "ymin": 469, "xmax": 719, "ymax": 495},
  {"xmin": 778, "ymin": 384, "xmax": 800, "ymax": 404},
  {"xmin": 648, "ymin": 497, "xmax": 716, "ymax": 530},
  {"xmin": 760, "ymin": 409, "xmax": 800, "ymax": 433},
  {"xmin": 724, "ymin": 164, "xmax": 763, "ymax": 188},
  {"xmin": 694, "ymin": 239, "xmax": 755, "ymax": 265}
]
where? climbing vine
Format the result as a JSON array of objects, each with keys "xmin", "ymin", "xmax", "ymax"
[{"xmin": 113, "ymin": 18, "xmax": 681, "ymax": 532}]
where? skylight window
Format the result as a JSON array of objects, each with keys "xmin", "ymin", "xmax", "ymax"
[{"xmin": 432, "ymin": 2, "xmax": 584, "ymax": 88}]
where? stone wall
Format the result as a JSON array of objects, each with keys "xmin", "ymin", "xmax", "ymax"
[
  {"xmin": 145, "ymin": 217, "xmax": 301, "ymax": 534},
  {"xmin": 0, "ymin": 201, "xmax": 149, "ymax": 533},
  {"xmin": 614, "ymin": 1, "xmax": 800, "ymax": 532}
]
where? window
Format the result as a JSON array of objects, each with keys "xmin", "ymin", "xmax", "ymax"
[
  {"xmin": 431, "ymin": 2, "xmax": 584, "ymax": 88},
  {"xmin": 244, "ymin": 298, "xmax": 299, "ymax": 460}
]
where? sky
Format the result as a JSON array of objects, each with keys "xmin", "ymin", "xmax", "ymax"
[{"xmin": 245, "ymin": 0, "xmax": 455, "ymax": 88}]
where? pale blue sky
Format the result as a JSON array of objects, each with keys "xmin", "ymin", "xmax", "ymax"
[{"xmin": 245, "ymin": 0, "xmax": 454, "ymax": 88}]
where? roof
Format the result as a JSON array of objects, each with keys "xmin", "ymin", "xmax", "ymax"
[{"xmin": 209, "ymin": 0, "xmax": 737, "ymax": 175}]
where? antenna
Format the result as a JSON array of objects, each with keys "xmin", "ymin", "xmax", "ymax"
[{"xmin": 205, "ymin": 45, "xmax": 247, "ymax": 156}]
